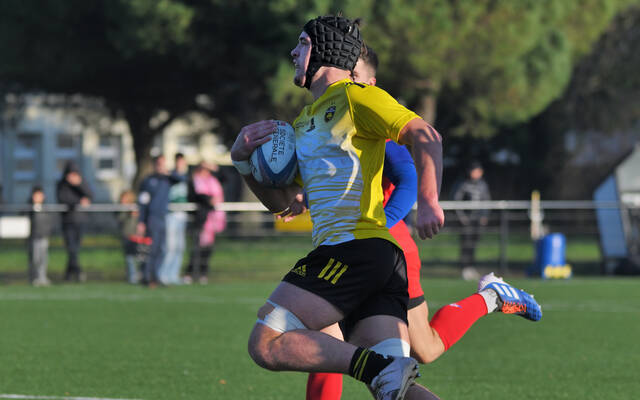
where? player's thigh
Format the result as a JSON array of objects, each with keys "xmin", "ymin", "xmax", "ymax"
[
  {"xmin": 347, "ymin": 314, "xmax": 410, "ymax": 348},
  {"xmin": 266, "ymin": 281, "xmax": 345, "ymax": 331}
]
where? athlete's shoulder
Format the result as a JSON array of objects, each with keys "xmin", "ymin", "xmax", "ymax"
[
  {"xmin": 344, "ymin": 81, "xmax": 395, "ymax": 104},
  {"xmin": 344, "ymin": 80, "xmax": 387, "ymax": 93}
]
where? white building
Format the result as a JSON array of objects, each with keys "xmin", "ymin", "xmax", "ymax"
[{"xmin": 0, "ymin": 94, "xmax": 230, "ymax": 205}]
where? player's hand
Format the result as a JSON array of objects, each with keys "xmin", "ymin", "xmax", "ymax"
[
  {"xmin": 415, "ymin": 200, "xmax": 445, "ymax": 240},
  {"xmin": 277, "ymin": 192, "xmax": 307, "ymax": 222},
  {"xmin": 230, "ymin": 120, "xmax": 277, "ymax": 162}
]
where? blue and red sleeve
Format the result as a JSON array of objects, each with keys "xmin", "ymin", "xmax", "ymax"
[{"xmin": 383, "ymin": 141, "xmax": 417, "ymax": 228}]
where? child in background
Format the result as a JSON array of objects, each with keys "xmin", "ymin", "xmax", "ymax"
[
  {"xmin": 117, "ymin": 190, "xmax": 141, "ymax": 284},
  {"xmin": 28, "ymin": 186, "xmax": 52, "ymax": 286}
]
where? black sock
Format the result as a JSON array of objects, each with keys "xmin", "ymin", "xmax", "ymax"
[{"xmin": 348, "ymin": 347, "xmax": 393, "ymax": 384}]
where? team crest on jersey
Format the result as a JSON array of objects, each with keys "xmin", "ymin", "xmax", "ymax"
[{"xmin": 324, "ymin": 106, "xmax": 336, "ymax": 122}]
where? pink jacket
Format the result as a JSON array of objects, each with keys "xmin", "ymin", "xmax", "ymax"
[{"xmin": 192, "ymin": 174, "xmax": 226, "ymax": 246}]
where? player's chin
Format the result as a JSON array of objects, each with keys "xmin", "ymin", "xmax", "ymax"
[{"xmin": 293, "ymin": 73, "xmax": 305, "ymax": 87}]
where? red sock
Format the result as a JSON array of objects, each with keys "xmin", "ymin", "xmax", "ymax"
[
  {"xmin": 429, "ymin": 293, "xmax": 488, "ymax": 351},
  {"xmin": 306, "ymin": 373, "xmax": 343, "ymax": 400}
]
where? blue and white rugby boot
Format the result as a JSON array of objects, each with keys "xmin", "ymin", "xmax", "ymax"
[
  {"xmin": 368, "ymin": 356, "xmax": 419, "ymax": 400},
  {"xmin": 478, "ymin": 272, "xmax": 542, "ymax": 321}
]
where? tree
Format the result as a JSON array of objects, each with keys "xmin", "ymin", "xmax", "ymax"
[
  {"xmin": 530, "ymin": 4, "xmax": 640, "ymax": 199},
  {"xmin": 0, "ymin": 0, "xmax": 301, "ymax": 184},
  {"xmin": 2, "ymin": 0, "xmax": 635, "ymax": 192},
  {"xmin": 366, "ymin": 0, "xmax": 631, "ymax": 135},
  {"xmin": 268, "ymin": 0, "xmax": 631, "ymax": 136}
]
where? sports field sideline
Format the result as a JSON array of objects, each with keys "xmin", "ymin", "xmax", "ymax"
[{"xmin": 1, "ymin": 278, "xmax": 638, "ymax": 399}]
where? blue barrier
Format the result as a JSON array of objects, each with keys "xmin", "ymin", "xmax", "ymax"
[{"xmin": 531, "ymin": 233, "xmax": 572, "ymax": 279}]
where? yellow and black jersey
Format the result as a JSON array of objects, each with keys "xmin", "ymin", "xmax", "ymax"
[{"xmin": 293, "ymin": 79, "xmax": 420, "ymax": 247}]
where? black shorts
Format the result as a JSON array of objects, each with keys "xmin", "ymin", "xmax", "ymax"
[{"xmin": 282, "ymin": 238, "xmax": 409, "ymax": 332}]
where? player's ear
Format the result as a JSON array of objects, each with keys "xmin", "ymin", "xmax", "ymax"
[{"xmin": 370, "ymin": 77, "xmax": 377, "ymax": 86}]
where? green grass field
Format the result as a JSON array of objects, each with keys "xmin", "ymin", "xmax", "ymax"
[
  {"xmin": 0, "ymin": 232, "xmax": 603, "ymax": 282},
  {"xmin": 1, "ymin": 277, "xmax": 639, "ymax": 400}
]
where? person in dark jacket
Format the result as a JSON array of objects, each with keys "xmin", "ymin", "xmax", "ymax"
[
  {"xmin": 453, "ymin": 161, "xmax": 491, "ymax": 280},
  {"xmin": 28, "ymin": 186, "xmax": 53, "ymax": 286},
  {"xmin": 56, "ymin": 161, "xmax": 92, "ymax": 282},
  {"xmin": 136, "ymin": 155, "xmax": 179, "ymax": 287}
]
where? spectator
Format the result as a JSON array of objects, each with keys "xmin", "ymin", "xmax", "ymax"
[
  {"xmin": 136, "ymin": 155, "xmax": 178, "ymax": 288},
  {"xmin": 158, "ymin": 153, "xmax": 189, "ymax": 285},
  {"xmin": 28, "ymin": 185, "xmax": 53, "ymax": 286},
  {"xmin": 56, "ymin": 160, "xmax": 92, "ymax": 282},
  {"xmin": 184, "ymin": 162, "xmax": 226, "ymax": 284},
  {"xmin": 117, "ymin": 190, "xmax": 141, "ymax": 284},
  {"xmin": 453, "ymin": 161, "xmax": 491, "ymax": 280}
]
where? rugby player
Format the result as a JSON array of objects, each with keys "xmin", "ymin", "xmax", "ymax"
[
  {"xmin": 304, "ymin": 46, "xmax": 543, "ymax": 400},
  {"xmin": 231, "ymin": 15, "xmax": 443, "ymax": 399}
]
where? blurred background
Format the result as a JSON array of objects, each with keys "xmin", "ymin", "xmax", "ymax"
[{"xmin": 1, "ymin": 0, "xmax": 639, "ymax": 280}]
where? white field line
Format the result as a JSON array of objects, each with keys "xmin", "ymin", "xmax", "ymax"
[{"xmin": 0, "ymin": 395, "xmax": 142, "ymax": 400}]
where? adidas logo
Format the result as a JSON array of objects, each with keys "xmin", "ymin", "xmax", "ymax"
[
  {"xmin": 490, "ymin": 283, "xmax": 520, "ymax": 300},
  {"xmin": 291, "ymin": 264, "xmax": 306, "ymax": 277}
]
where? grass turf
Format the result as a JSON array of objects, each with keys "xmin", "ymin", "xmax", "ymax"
[
  {"xmin": 1, "ymin": 277, "xmax": 638, "ymax": 399},
  {"xmin": 0, "ymin": 232, "xmax": 602, "ymax": 282}
]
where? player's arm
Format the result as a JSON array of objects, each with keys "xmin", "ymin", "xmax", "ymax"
[
  {"xmin": 397, "ymin": 118, "xmax": 444, "ymax": 239},
  {"xmin": 230, "ymin": 120, "xmax": 299, "ymax": 213},
  {"xmin": 384, "ymin": 141, "xmax": 418, "ymax": 228}
]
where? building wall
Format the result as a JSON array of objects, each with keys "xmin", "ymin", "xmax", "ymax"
[
  {"xmin": 0, "ymin": 95, "xmax": 230, "ymax": 205},
  {"xmin": 1, "ymin": 96, "xmax": 134, "ymax": 204}
]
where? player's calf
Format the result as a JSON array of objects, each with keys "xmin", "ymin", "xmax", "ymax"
[{"xmin": 347, "ymin": 338, "xmax": 421, "ymax": 400}]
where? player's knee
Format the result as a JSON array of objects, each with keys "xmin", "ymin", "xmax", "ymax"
[
  {"xmin": 411, "ymin": 347, "xmax": 439, "ymax": 364},
  {"xmin": 256, "ymin": 300, "xmax": 307, "ymax": 333},
  {"xmin": 248, "ymin": 301, "xmax": 308, "ymax": 371},
  {"xmin": 409, "ymin": 332, "xmax": 445, "ymax": 364},
  {"xmin": 247, "ymin": 324, "xmax": 278, "ymax": 370}
]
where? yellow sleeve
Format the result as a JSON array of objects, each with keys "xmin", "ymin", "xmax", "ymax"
[{"xmin": 346, "ymin": 83, "xmax": 420, "ymax": 142}]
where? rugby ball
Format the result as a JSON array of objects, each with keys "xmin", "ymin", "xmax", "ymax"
[{"xmin": 249, "ymin": 120, "xmax": 298, "ymax": 188}]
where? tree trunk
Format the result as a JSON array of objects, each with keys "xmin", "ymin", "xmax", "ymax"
[
  {"xmin": 416, "ymin": 92, "xmax": 438, "ymax": 125},
  {"xmin": 122, "ymin": 105, "xmax": 158, "ymax": 189},
  {"xmin": 413, "ymin": 78, "xmax": 440, "ymax": 125}
]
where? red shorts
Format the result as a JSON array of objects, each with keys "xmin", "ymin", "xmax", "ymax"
[{"xmin": 389, "ymin": 220, "xmax": 424, "ymax": 307}]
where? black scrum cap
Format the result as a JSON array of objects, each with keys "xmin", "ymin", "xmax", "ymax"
[{"xmin": 302, "ymin": 16, "xmax": 363, "ymax": 89}]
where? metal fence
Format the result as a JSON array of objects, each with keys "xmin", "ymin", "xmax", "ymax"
[{"xmin": 1, "ymin": 200, "xmax": 638, "ymax": 276}]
